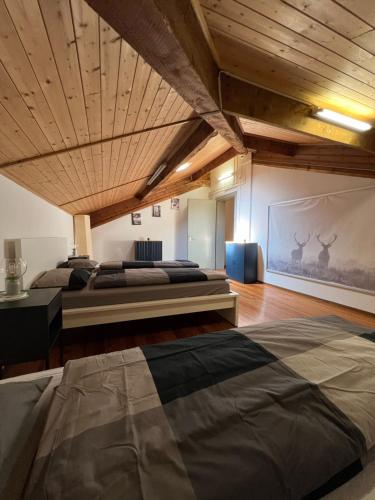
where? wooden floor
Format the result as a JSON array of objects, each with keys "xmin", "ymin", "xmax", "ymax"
[{"xmin": 3, "ymin": 282, "xmax": 374, "ymax": 379}]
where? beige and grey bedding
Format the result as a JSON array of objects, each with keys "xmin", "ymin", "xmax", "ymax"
[
  {"xmin": 0, "ymin": 374, "xmax": 61, "ymax": 500},
  {"xmin": 31, "ymin": 268, "xmax": 91, "ymax": 290},
  {"xmin": 62, "ymin": 275, "xmax": 230, "ymax": 309},
  {"xmin": 93, "ymin": 268, "xmax": 227, "ymax": 289},
  {"xmin": 99, "ymin": 259, "xmax": 199, "ymax": 270},
  {"xmin": 5, "ymin": 315, "xmax": 374, "ymax": 499}
]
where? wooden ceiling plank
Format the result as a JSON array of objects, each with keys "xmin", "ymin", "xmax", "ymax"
[
  {"xmin": 5, "ymin": 0, "xmax": 93, "ymax": 198},
  {"xmin": 137, "ymin": 119, "xmax": 215, "ymax": 199},
  {"xmin": 335, "ymin": 0, "xmax": 375, "ymax": 27},
  {"xmin": 109, "ymin": 41, "xmax": 139, "ymax": 194},
  {"xmin": 5, "ymin": 0, "xmax": 78, "ymax": 147},
  {"xmin": 71, "ymin": 0, "xmax": 102, "ymax": 194},
  {"xmin": 39, "ymin": 0, "xmax": 96, "ymax": 195},
  {"xmin": 234, "ymin": 0, "xmax": 375, "ymax": 74},
  {"xmin": 220, "ymin": 73, "xmax": 375, "ymax": 153},
  {"xmin": 99, "ymin": 17, "xmax": 122, "ymax": 196},
  {"xmin": 282, "ymin": 0, "xmax": 372, "ymax": 39},
  {"xmin": 204, "ymin": 9, "xmax": 375, "ymax": 109},
  {"xmin": 202, "ymin": 0, "xmax": 375, "ymax": 91},
  {"xmin": 0, "ymin": 63, "xmax": 54, "ymax": 154},
  {"xmin": 85, "ymin": 0, "xmax": 245, "ymax": 152},
  {"xmin": 0, "ymin": 0, "xmax": 67, "ymax": 151},
  {"xmin": 110, "ymin": 55, "xmax": 153, "ymax": 190}
]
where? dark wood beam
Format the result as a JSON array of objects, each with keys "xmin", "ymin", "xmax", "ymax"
[
  {"xmin": 191, "ymin": 147, "xmax": 237, "ymax": 180},
  {"xmin": 85, "ymin": 0, "xmax": 246, "ymax": 153},
  {"xmin": 137, "ymin": 120, "xmax": 215, "ymax": 199},
  {"xmin": 253, "ymin": 149, "xmax": 375, "ymax": 178},
  {"xmin": 244, "ymin": 135, "xmax": 296, "ymax": 156},
  {"xmin": 90, "ymin": 178, "xmax": 210, "ymax": 227},
  {"xmin": 220, "ymin": 73, "xmax": 375, "ymax": 153}
]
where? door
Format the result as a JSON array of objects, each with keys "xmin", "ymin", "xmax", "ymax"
[{"xmin": 188, "ymin": 199, "xmax": 216, "ymax": 268}]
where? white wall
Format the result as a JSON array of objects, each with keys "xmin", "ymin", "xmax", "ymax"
[
  {"xmin": 250, "ymin": 165, "xmax": 375, "ymax": 313},
  {"xmin": 211, "ymin": 154, "xmax": 252, "ymax": 242},
  {"xmin": 92, "ymin": 187, "xmax": 210, "ymax": 262},
  {"xmin": 0, "ymin": 175, "xmax": 74, "ymax": 289}
]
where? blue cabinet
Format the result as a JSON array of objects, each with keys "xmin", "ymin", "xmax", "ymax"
[{"xmin": 226, "ymin": 242, "xmax": 258, "ymax": 283}]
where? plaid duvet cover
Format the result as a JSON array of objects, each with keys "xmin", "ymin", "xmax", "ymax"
[
  {"xmin": 25, "ymin": 316, "xmax": 375, "ymax": 499},
  {"xmin": 94, "ymin": 267, "xmax": 227, "ymax": 288}
]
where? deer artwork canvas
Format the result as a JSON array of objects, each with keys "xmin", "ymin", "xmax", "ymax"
[{"xmin": 267, "ymin": 186, "xmax": 375, "ymax": 295}]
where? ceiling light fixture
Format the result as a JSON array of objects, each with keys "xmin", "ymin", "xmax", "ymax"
[
  {"xmin": 147, "ymin": 162, "xmax": 167, "ymax": 185},
  {"xmin": 218, "ymin": 172, "xmax": 234, "ymax": 182},
  {"xmin": 313, "ymin": 109, "xmax": 372, "ymax": 132},
  {"xmin": 176, "ymin": 162, "xmax": 191, "ymax": 172}
]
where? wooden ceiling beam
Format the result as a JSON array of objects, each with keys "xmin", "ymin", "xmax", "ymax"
[
  {"xmin": 85, "ymin": 0, "xmax": 246, "ymax": 153},
  {"xmin": 244, "ymin": 135, "xmax": 296, "ymax": 156},
  {"xmin": 137, "ymin": 120, "xmax": 215, "ymax": 200},
  {"xmin": 220, "ymin": 73, "xmax": 375, "ymax": 154},
  {"xmin": 253, "ymin": 150, "xmax": 375, "ymax": 178},
  {"xmin": 90, "ymin": 178, "xmax": 209, "ymax": 227}
]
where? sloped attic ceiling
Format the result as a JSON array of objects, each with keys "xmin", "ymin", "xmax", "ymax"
[
  {"xmin": 2, "ymin": 0, "xmax": 375, "ymax": 228},
  {"xmin": 0, "ymin": 0, "xmax": 231, "ymax": 215}
]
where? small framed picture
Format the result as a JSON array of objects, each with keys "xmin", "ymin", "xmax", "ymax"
[
  {"xmin": 152, "ymin": 205, "xmax": 161, "ymax": 217},
  {"xmin": 131, "ymin": 212, "xmax": 142, "ymax": 225},
  {"xmin": 171, "ymin": 198, "xmax": 180, "ymax": 210}
]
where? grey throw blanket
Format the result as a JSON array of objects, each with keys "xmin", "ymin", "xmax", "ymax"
[
  {"xmin": 25, "ymin": 316, "xmax": 375, "ymax": 499},
  {"xmin": 93, "ymin": 268, "xmax": 227, "ymax": 288}
]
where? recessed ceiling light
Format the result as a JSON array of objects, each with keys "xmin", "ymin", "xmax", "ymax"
[
  {"xmin": 176, "ymin": 162, "xmax": 191, "ymax": 172},
  {"xmin": 218, "ymin": 172, "xmax": 234, "ymax": 181},
  {"xmin": 314, "ymin": 109, "xmax": 372, "ymax": 132}
]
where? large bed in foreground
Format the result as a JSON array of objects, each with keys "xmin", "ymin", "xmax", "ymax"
[{"xmin": 1, "ymin": 315, "xmax": 375, "ymax": 499}]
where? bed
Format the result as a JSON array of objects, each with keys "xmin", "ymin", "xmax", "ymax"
[
  {"xmin": 8, "ymin": 237, "xmax": 239, "ymax": 328},
  {"xmin": 2, "ymin": 315, "xmax": 375, "ymax": 500},
  {"xmin": 63, "ymin": 274, "xmax": 238, "ymax": 328}
]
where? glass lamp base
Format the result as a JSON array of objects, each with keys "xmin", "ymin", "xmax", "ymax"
[{"xmin": 0, "ymin": 290, "xmax": 29, "ymax": 302}]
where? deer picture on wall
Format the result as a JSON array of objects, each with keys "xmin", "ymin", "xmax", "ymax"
[
  {"xmin": 268, "ymin": 186, "xmax": 374, "ymax": 294},
  {"xmin": 291, "ymin": 232, "xmax": 310, "ymax": 266},
  {"xmin": 316, "ymin": 234, "xmax": 338, "ymax": 269}
]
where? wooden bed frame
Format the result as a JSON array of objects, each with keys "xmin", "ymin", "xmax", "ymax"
[
  {"xmin": 10, "ymin": 237, "xmax": 239, "ymax": 330},
  {"xmin": 63, "ymin": 291, "xmax": 239, "ymax": 329}
]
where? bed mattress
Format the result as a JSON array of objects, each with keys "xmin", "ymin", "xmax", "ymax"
[{"xmin": 62, "ymin": 275, "xmax": 231, "ymax": 309}]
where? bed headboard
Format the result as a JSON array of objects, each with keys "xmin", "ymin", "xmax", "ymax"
[{"xmin": 5, "ymin": 237, "xmax": 68, "ymax": 289}]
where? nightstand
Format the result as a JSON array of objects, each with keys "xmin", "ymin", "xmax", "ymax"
[{"xmin": 0, "ymin": 288, "xmax": 62, "ymax": 374}]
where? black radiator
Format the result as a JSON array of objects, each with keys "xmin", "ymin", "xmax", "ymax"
[{"xmin": 135, "ymin": 240, "xmax": 162, "ymax": 261}]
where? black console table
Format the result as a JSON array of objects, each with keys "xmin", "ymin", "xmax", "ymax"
[
  {"xmin": 0, "ymin": 288, "xmax": 62, "ymax": 374},
  {"xmin": 226, "ymin": 242, "xmax": 258, "ymax": 283}
]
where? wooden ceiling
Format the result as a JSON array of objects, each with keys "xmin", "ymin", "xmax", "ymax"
[
  {"xmin": 201, "ymin": 0, "xmax": 375, "ymax": 122},
  {"xmin": 1, "ymin": 0, "xmax": 375, "ymax": 226},
  {"xmin": 0, "ymin": 0, "xmax": 200, "ymax": 213}
]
